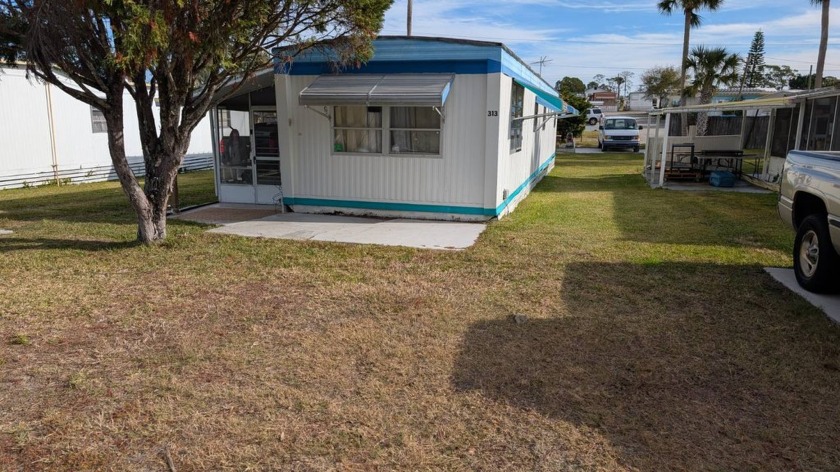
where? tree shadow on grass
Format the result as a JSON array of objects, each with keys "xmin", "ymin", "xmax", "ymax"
[
  {"xmin": 452, "ymin": 261, "xmax": 840, "ymax": 470},
  {"xmin": 0, "ymin": 237, "xmax": 140, "ymax": 252},
  {"xmin": 0, "ymin": 172, "xmax": 216, "ymax": 225}
]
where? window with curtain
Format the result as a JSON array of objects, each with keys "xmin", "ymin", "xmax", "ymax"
[
  {"xmin": 389, "ymin": 107, "xmax": 441, "ymax": 155},
  {"xmin": 333, "ymin": 106, "xmax": 383, "ymax": 153},
  {"xmin": 510, "ymin": 82, "xmax": 524, "ymax": 152}
]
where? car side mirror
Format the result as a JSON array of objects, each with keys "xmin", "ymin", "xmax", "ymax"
[
  {"xmin": 598, "ymin": 125, "xmax": 604, "ymax": 130},
  {"xmin": 638, "ymin": 125, "xmax": 644, "ymax": 130}
]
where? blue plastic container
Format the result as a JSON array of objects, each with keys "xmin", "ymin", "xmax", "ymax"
[{"xmin": 709, "ymin": 170, "xmax": 736, "ymax": 187}]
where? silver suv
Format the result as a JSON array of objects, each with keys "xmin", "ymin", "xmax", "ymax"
[{"xmin": 585, "ymin": 108, "xmax": 603, "ymax": 125}]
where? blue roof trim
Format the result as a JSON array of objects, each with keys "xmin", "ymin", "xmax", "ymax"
[
  {"xmin": 280, "ymin": 59, "xmax": 500, "ymax": 76},
  {"xmin": 284, "ymin": 153, "xmax": 556, "ymax": 217},
  {"xmin": 275, "ymin": 37, "xmax": 557, "ymax": 91},
  {"xmin": 515, "ymin": 78, "xmax": 565, "ymax": 112},
  {"xmin": 278, "ymin": 58, "xmax": 573, "ymax": 114}
]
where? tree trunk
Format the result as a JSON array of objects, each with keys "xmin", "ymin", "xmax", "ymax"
[
  {"xmin": 101, "ymin": 85, "xmax": 162, "ymax": 245},
  {"xmin": 407, "ymin": 0, "xmax": 412, "ymax": 36},
  {"xmin": 140, "ymin": 149, "xmax": 184, "ymax": 243},
  {"xmin": 815, "ymin": 0, "xmax": 830, "ymax": 89},
  {"xmin": 679, "ymin": 9, "xmax": 692, "ymax": 135},
  {"xmin": 695, "ymin": 87, "xmax": 714, "ymax": 137},
  {"xmin": 104, "ymin": 103, "xmax": 186, "ymax": 244}
]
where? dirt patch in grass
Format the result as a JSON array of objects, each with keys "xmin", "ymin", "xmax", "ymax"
[{"xmin": 1, "ymin": 157, "xmax": 839, "ymax": 470}]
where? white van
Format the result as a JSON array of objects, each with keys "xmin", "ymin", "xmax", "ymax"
[{"xmin": 598, "ymin": 116, "xmax": 643, "ymax": 152}]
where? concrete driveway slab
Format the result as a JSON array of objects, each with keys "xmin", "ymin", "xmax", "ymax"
[
  {"xmin": 206, "ymin": 212, "xmax": 486, "ymax": 250},
  {"xmin": 765, "ymin": 267, "xmax": 840, "ymax": 324}
]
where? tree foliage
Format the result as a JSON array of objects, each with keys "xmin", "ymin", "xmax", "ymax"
[
  {"xmin": 617, "ymin": 70, "xmax": 634, "ymax": 98},
  {"xmin": 685, "ymin": 45, "xmax": 740, "ymax": 135},
  {"xmin": 789, "ymin": 73, "xmax": 838, "ymax": 89},
  {"xmin": 657, "ymin": 0, "xmax": 725, "ymax": 106},
  {"xmin": 555, "ymin": 76, "xmax": 585, "ymax": 96},
  {"xmin": 557, "ymin": 93, "xmax": 590, "ymax": 138},
  {"xmin": 0, "ymin": 0, "xmax": 392, "ymax": 243},
  {"xmin": 763, "ymin": 64, "xmax": 797, "ymax": 90},
  {"xmin": 640, "ymin": 66, "xmax": 681, "ymax": 106},
  {"xmin": 745, "ymin": 30, "xmax": 766, "ymax": 87}
]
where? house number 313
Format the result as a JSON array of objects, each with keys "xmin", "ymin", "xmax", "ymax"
[{"xmin": 488, "ymin": 110, "xmax": 498, "ymax": 116}]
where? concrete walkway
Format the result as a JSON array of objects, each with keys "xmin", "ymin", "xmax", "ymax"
[
  {"xmin": 765, "ymin": 268, "xmax": 840, "ymax": 324},
  {"xmin": 199, "ymin": 211, "xmax": 486, "ymax": 250}
]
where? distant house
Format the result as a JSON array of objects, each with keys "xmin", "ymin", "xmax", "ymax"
[{"xmin": 586, "ymin": 88, "xmax": 618, "ymax": 111}]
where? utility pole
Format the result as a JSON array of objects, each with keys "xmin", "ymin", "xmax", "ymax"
[{"xmin": 407, "ymin": 0, "xmax": 412, "ymax": 36}]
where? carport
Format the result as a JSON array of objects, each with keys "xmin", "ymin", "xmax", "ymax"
[{"xmin": 643, "ymin": 96, "xmax": 798, "ymax": 188}]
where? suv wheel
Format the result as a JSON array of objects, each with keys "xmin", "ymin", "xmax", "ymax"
[
  {"xmin": 793, "ymin": 214, "xmax": 840, "ymax": 293},
  {"xmin": 588, "ymin": 117, "xmax": 598, "ymax": 125}
]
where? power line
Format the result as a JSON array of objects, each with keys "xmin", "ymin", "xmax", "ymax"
[{"xmin": 379, "ymin": 30, "xmax": 825, "ymax": 48}]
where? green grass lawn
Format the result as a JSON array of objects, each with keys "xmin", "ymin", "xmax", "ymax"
[{"xmin": 2, "ymin": 161, "xmax": 839, "ymax": 471}]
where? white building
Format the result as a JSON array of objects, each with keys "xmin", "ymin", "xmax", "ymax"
[
  {"xmin": 210, "ymin": 36, "xmax": 575, "ymax": 221},
  {"xmin": 0, "ymin": 66, "xmax": 214, "ymax": 189},
  {"xmin": 627, "ymin": 91, "xmax": 656, "ymax": 111}
]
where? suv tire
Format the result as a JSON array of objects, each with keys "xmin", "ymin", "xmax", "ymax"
[
  {"xmin": 794, "ymin": 214, "xmax": 840, "ymax": 293},
  {"xmin": 589, "ymin": 117, "xmax": 598, "ymax": 125}
]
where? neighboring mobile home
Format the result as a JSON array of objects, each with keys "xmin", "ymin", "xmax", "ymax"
[
  {"xmin": 210, "ymin": 36, "xmax": 576, "ymax": 221},
  {"xmin": 0, "ymin": 66, "xmax": 214, "ymax": 190}
]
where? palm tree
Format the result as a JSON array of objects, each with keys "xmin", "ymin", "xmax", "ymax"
[
  {"xmin": 812, "ymin": 0, "xmax": 830, "ymax": 88},
  {"xmin": 684, "ymin": 46, "xmax": 741, "ymax": 136},
  {"xmin": 658, "ymin": 0, "xmax": 725, "ymax": 106}
]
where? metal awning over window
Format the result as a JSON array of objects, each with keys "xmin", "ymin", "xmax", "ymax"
[
  {"xmin": 299, "ymin": 74, "xmax": 454, "ymax": 107},
  {"xmin": 515, "ymin": 79, "xmax": 578, "ymax": 115}
]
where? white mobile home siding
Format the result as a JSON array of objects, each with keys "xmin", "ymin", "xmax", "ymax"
[
  {"xmin": 277, "ymin": 73, "xmax": 489, "ymax": 219},
  {"xmin": 0, "ymin": 67, "xmax": 213, "ymax": 189},
  {"xmin": 236, "ymin": 36, "xmax": 569, "ymax": 220},
  {"xmin": 495, "ymin": 75, "xmax": 557, "ymax": 218}
]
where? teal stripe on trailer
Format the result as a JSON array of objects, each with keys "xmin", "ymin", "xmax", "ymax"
[
  {"xmin": 284, "ymin": 153, "xmax": 557, "ymax": 218},
  {"xmin": 494, "ymin": 152, "xmax": 556, "ymax": 214},
  {"xmin": 283, "ymin": 197, "xmax": 494, "ymax": 216}
]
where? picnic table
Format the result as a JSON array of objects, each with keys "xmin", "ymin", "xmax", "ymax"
[{"xmin": 695, "ymin": 150, "xmax": 757, "ymax": 177}]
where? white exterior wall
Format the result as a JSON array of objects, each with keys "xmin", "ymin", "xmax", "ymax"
[
  {"xmin": 276, "ymin": 73, "xmax": 489, "ymax": 219},
  {"xmin": 0, "ymin": 67, "xmax": 213, "ymax": 189},
  {"xmin": 494, "ymin": 74, "xmax": 557, "ymax": 219},
  {"xmin": 628, "ymin": 92, "xmax": 654, "ymax": 111}
]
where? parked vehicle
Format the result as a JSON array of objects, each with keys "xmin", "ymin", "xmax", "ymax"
[
  {"xmin": 585, "ymin": 108, "xmax": 603, "ymax": 126},
  {"xmin": 598, "ymin": 116, "xmax": 642, "ymax": 152},
  {"xmin": 778, "ymin": 150, "xmax": 840, "ymax": 293}
]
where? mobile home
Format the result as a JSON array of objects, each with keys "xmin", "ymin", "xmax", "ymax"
[
  {"xmin": 0, "ymin": 66, "xmax": 214, "ymax": 189},
  {"xmin": 210, "ymin": 36, "xmax": 575, "ymax": 221}
]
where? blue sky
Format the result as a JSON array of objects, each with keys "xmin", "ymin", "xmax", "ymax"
[{"xmin": 380, "ymin": 0, "xmax": 840, "ymax": 88}]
